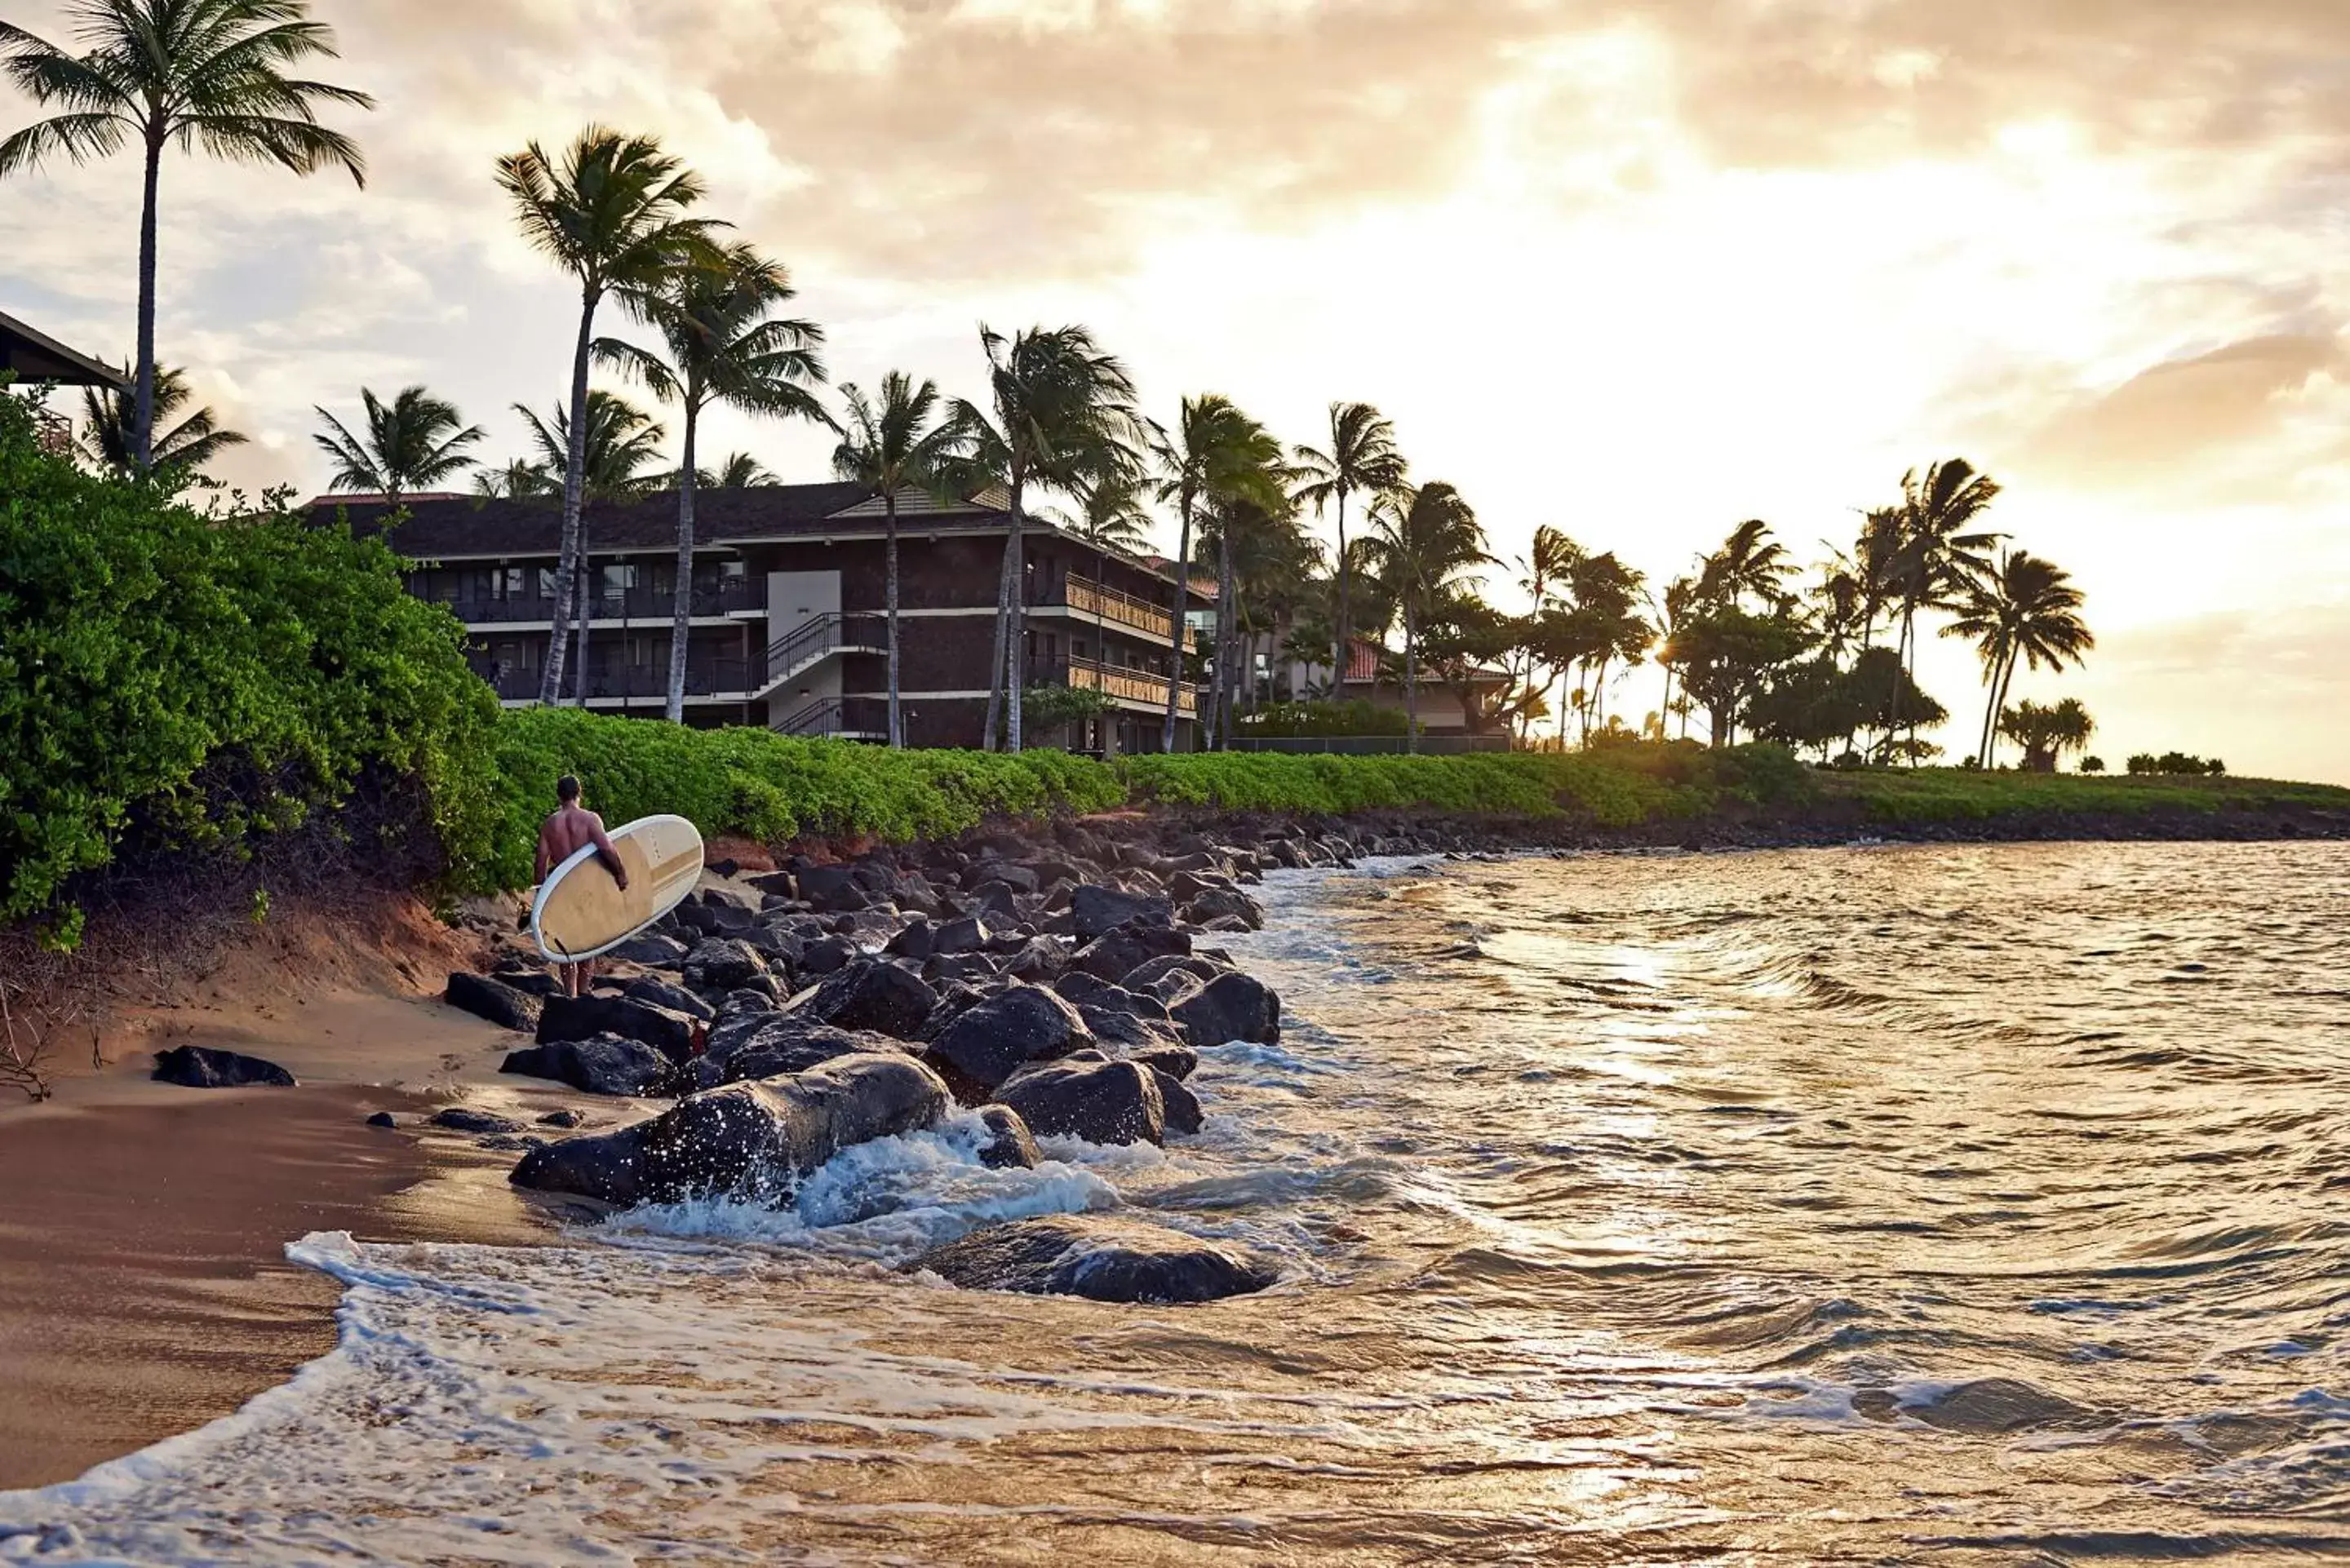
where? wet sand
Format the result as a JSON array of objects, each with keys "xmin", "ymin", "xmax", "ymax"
[{"xmin": 0, "ymin": 902, "xmax": 594, "ymax": 1491}]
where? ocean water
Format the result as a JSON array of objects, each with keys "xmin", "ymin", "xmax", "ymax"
[{"xmin": 7, "ymin": 843, "xmax": 2350, "ymax": 1565}]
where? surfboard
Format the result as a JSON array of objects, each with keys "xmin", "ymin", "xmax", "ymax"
[{"xmin": 530, "ymin": 814, "xmax": 706, "ymax": 963}]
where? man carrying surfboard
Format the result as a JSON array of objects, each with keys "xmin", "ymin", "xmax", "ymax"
[{"xmin": 534, "ymin": 776, "xmax": 629, "ymax": 998}]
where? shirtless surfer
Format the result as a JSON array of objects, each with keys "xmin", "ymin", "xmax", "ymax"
[{"xmin": 534, "ymin": 775, "xmax": 629, "ymax": 997}]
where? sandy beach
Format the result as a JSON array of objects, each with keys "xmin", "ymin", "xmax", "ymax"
[{"xmin": 0, "ymin": 897, "xmax": 584, "ymax": 1490}]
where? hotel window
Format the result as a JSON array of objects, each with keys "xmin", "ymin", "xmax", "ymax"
[{"xmin": 601, "ymin": 562, "xmax": 638, "ymax": 593}]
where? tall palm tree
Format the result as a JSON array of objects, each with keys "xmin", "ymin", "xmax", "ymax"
[
  {"xmin": 951, "ymin": 325, "xmax": 1143, "ymax": 753},
  {"xmin": 1292, "ymin": 401, "xmax": 1403, "ymax": 683},
  {"xmin": 77, "ymin": 363, "xmax": 243, "ymax": 475},
  {"xmin": 497, "ymin": 126, "xmax": 725, "ymax": 703},
  {"xmin": 312, "ymin": 385, "xmax": 484, "ymax": 503},
  {"xmin": 601, "ymin": 243, "xmax": 828, "ymax": 724},
  {"xmin": 833, "ymin": 372, "xmax": 968, "ymax": 748},
  {"xmin": 1887, "ymin": 458, "xmax": 2002, "ymax": 755},
  {"xmin": 1942, "ymin": 549, "xmax": 2092, "ymax": 766},
  {"xmin": 699, "ymin": 451, "xmax": 778, "ymax": 488},
  {"xmin": 1362, "ymin": 481, "xmax": 1490, "ymax": 751},
  {"xmin": 1151, "ymin": 394, "xmax": 1284, "ymax": 750},
  {"xmin": 1, "ymin": 0, "xmax": 371, "ymax": 473}
]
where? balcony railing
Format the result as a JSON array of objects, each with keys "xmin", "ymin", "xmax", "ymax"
[
  {"xmin": 438, "ymin": 578, "xmax": 761, "ymax": 625},
  {"xmin": 474, "ymin": 658, "xmax": 755, "ymax": 702},
  {"xmin": 1057, "ymin": 572, "xmax": 1179, "ymax": 644},
  {"xmin": 1032, "ymin": 654, "xmax": 1194, "ymax": 715}
]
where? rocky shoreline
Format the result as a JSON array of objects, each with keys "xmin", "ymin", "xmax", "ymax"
[
  {"xmin": 398, "ymin": 799, "xmax": 2346, "ymax": 1304},
  {"xmin": 428, "ymin": 812, "xmax": 1391, "ymax": 1304}
]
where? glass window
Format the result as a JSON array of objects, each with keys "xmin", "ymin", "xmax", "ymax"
[{"xmin": 537, "ymin": 565, "xmax": 558, "ymax": 599}]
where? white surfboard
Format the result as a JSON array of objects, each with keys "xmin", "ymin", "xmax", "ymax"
[{"xmin": 530, "ymin": 814, "xmax": 706, "ymax": 963}]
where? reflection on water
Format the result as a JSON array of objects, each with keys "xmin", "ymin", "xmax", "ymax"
[{"xmin": 7, "ymin": 842, "xmax": 2350, "ymax": 1564}]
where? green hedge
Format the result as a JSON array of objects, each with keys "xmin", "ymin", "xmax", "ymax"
[
  {"xmin": 481, "ymin": 707, "xmax": 1126, "ymax": 889},
  {"xmin": 1828, "ymin": 767, "xmax": 2350, "ymax": 823},
  {"xmin": 1119, "ymin": 742, "xmax": 1816, "ymax": 826},
  {"xmin": 0, "ymin": 392, "xmax": 499, "ymax": 928}
]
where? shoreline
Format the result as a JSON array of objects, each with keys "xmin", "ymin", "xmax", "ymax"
[
  {"xmin": 4, "ymin": 810, "xmax": 2343, "ymax": 1502},
  {"xmin": 0, "ymin": 910, "xmax": 591, "ymax": 1493}
]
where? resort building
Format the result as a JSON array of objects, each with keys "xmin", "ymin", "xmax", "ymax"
[
  {"xmin": 320, "ymin": 486, "xmax": 1205, "ymax": 752},
  {"xmin": 2, "ymin": 310, "xmax": 126, "ymax": 454},
  {"xmin": 1277, "ymin": 636, "xmax": 1515, "ymax": 741}
]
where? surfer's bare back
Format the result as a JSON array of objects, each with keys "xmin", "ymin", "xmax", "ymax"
[{"xmin": 534, "ymin": 776, "xmax": 630, "ymax": 995}]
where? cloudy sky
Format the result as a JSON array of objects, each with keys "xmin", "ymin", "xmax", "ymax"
[{"xmin": 6, "ymin": 0, "xmax": 2347, "ymax": 777}]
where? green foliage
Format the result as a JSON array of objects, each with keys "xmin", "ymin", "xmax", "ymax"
[
  {"xmin": 1121, "ymin": 742, "xmax": 1816, "ymax": 826},
  {"xmin": 478, "ymin": 708, "xmax": 1126, "ymax": 888},
  {"xmin": 1019, "ymin": 683, "xmax": 1117, "ymax": 732},
  {"xmin": 2080, "ymin": 755, "xmax": 2106, "ymax": 773},
  {"xmin": 0, "ymin": 392, "xmax": 501, "ymax": 923},
  {"xmin": 2126, "ymin": 751, "xmax": 2226, "ymax": 777},
  {"xmin": 1243, "ymin": 700, "xmax": 1408, "ymax": 737},
  {"xmin": 1828, "ymin": 767, "xmax": 2344, "ymax": 822}
]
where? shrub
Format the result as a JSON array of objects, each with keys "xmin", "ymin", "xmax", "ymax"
[
  {"xmin": 2079, "ymin": 755, "xmax": 2106, "ymax": 773},
  {"xmin": 1240, "ymin": 699, "xmax": 1408, "ymax": 738},
  {"xmin": 0, "ymin": 393, "xmax": 499, "ymax": 927},
  {"xmin": 480, "ymin": 709, "xmax": 1126, "ymax": 889}
]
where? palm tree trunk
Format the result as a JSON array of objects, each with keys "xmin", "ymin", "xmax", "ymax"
[
  {"xmin": 1403, "ymin": 599, "xmax": 1421, "ymax": 754},
  {"xmin": 983, "ymin": 472, "xmax": 1023, "ymax": 751},
  {"xmin": 1986, "ymin": 653, "xmax": 2020, "ymax": 768},
  {"xmin": 574, "ymin": 553, "xmax": 593, "ymax": 706},
  {"xmin": 1161, "ymin": 494, "xmax": 1193, "ymax": 752},
  {"xmin": 1217, "ymin": 521, "xmax": 1237, "ymax": 750},
  {"xmin": 886, "ymin": 491, "xmax": 903, "ymax": 748},
  {"xmin": 134, "ymin": 135, "xmax": 162, "ymax": 474},
  {"xmin": 666, "ymin": 402, "xmax": 698, "ymax": 724},
  {"xmin": 1976, "ymin": 653, "xmax": 2001, "ymax": 768},
  {"xmin": 539, "ymin": 290, "xmax": 599, "ymax": 704},
  {"xmin": 1005, "ymin": 503, "xmax": 1027, "ymax": 754},
  {"xmin": 1332, "ymin": 487, "xmax": 1350, "ymax": 688}
]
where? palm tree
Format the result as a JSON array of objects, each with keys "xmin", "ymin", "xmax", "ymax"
[
  {"xmin": 77, "ymin": 364, "xmax": 244, "ymax": 476},
  {"xmin": 700, "ymin": 451, "xmax": 779, "ymax": 488},
  {"xmin": 497, "ymin": 126, "xmax": 725, "ymax": 704},
  {"xmin": 1151, "ymin": 394, "xmax": 1285, "ymax": 750},
  {"xmin": 1362, "ymin": 481, "xmax": 1490, "ymax": 751},
  {"xmin": 832, "ymin": 372, "xmax": 969, "ymax": 748},
  {"xmin": 1292, "ymin": 402, "xmax": 1404, "ymax": 683},
  {"xmin": 1047, "ymin": 461, "xmax": 1156, "ymax": 565},
  {"xmin": 951, "ymin": 325, "xmax": 1143, "ymax": 752},
  {"xmin": 1887, "ymin": 458, "xmax": 2002, "ymax": 754},
  {"xmin": 312, "ymin": 386, "xmax": 485, "ymax": 503},
  {"xmin": 1, "ymin": 1, "xmax": 371, "ymax": 474},
  {"xmin": 473, "ymin": 458, "xmax": 555, "ymax": 499},
  {"xmin": 600, "ymin": 243, "xmax": 828, "ymax": 723},
  {"xmin": 515, "ymin": 390, "xmax": 666, "ymax": 502},
  {"xmin": 1695, "ymin": 519, "xmax": 1793, "ymax": 610},
  {"xmin": 513, "ymin": 388, "xmax": 667, "ymax": 703},
  {"xmin": 1943, "ymin": 549, "xmax": 2093, "ymax": 766}
]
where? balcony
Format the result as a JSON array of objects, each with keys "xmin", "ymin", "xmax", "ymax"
[
  {"xmin": 1032, "ymin": 654, "xmax": 1195, "ymax": 715},
  {"xmin": 473, "ymin": 657, "xmax": 756, "ymax": 703},
  {"xmin": 437, "ymin": 578, "xmax": 762, "ymax": 626},
  {"xmin": 1047, "ymin": 573, "xmax": 1188, "ymax": 646}
]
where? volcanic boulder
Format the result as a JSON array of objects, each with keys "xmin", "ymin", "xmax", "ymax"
[
  {"xmin": 509, "ymin": 1052, "xmax": 950, "ymax": 1207},
  {"xmin": 920, "ymin": 983, "xmax": 1091, "ymax": 1102},
  {"xmin": 910, "ymin": 1214, "xmax": 1276, "ymax": 1304},
  {"xmin": 1072, "ymin": 919, "xmax": 1191, "ymax": 983},
  {"xmin": 501, "ymin": 1034, "xmax": 678, "ymax": 1097},
  {"xmin": 536, "ymin": 992, "xmax": 700, "ymax": 1062},
  {"xmin": 995, "ymin": 1054, "xmax": 1165, "ymax": 1147},
  {"xmin": 1071, "ymin": 884, "xmax": 1173, "ymax": 943},
  {"xmin": 1170, "ymin": 971, "xmax": 1282, "ymax": 1048},
  {"xmin": 444, "ymin": 972, "xmax": 542, "ymax": 1032},
  {"xmin": 791, "ymin": 959, "xmax": 937, "ymax": 1039},
  {"xmin": 152, "ymin": 1046, "xmax": 295, "ymax": 1089},
  {"xmin": 973, "ymin": 1104, "xmax": 1042, "ymax": 1170}
]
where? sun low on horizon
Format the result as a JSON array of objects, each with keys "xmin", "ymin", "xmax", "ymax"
[{"xmin": 5, "ymin": 0, "xmax": 2346, "ymax": 780}]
